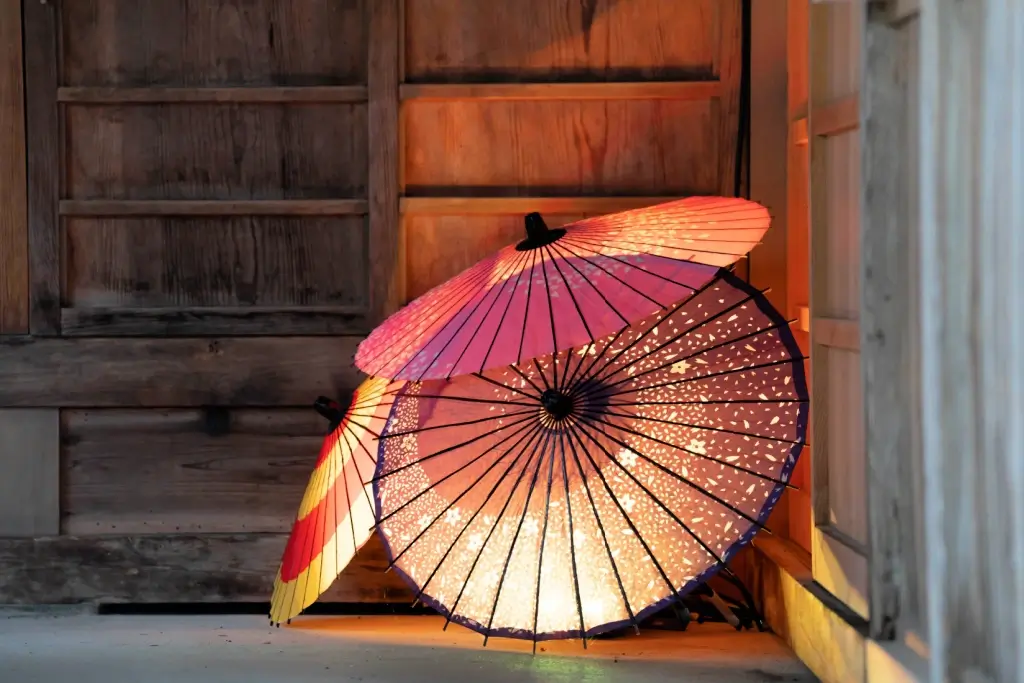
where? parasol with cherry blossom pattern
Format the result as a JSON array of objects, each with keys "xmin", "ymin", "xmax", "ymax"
[{"xmin": 371, "ymin": 269, "xmax": 807, "ymax": 650}]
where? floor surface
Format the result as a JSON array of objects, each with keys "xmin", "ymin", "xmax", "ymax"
[{"xmin": 0, "ymin": 613, "xmax": 816, "ymax": 683}]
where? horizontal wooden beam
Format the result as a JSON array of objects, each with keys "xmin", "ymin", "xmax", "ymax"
[
  {"xmin": 811, "ymin": 95, "xmax": 860, "ymax": 138},
  {"xmin": 59, "ymin": 199, "xmax": 369, "ymax": 217},
  {"xmin": 400, "ymin": 81, "xmax": 722, "ymax": 102},
  {"xmin": 56, "ymin": 86, "xmax": 368, "ymax": 104},
  {"xmin": 0, "ymin": 336, "xmax": 364, "ymax": 407},
  {"xmin": 60, "ymin": 306, "xmax": 370, "ymax": 337},
  {"xmin": 0, "ymin": 534, "xmax": 411, "ymax": 604},
  {"xmin": 400, "ymin": 196, "xmax": 679, "ymax": 216},
  {"xmin": 812, "ymin": 315, "xmax": 861, "ymax": 352},
  {"xmin": 792, "ymin": 117, "xmax": 809, "ymax": 147}
]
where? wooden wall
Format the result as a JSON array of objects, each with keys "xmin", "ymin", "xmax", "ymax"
[{"xmin": 0, "ymin": 0, "xmax": 746, "ymax": 605}]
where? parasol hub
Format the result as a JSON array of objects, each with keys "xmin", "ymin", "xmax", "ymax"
[
  {"xmin": 540, "ymin": 388, "xmax": 575, "ymax": 421},
  {"xmin": 516, "ymin": 212, "xmax": 567, "ymax": 251}
]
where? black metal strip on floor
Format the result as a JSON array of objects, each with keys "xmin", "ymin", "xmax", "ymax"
[{"xmin": 96, "ymin": 602, "xmax": 436, "ymax": 617}]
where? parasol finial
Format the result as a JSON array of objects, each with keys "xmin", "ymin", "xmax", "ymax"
[{"xmin": 524, "ymin": 212, "xmax": 548, "ymax": 241}]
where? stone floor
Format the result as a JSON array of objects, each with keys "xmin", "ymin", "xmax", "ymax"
[{"xmin": 0, "ymin": 612, "xmax": 816, "ymax": 683}]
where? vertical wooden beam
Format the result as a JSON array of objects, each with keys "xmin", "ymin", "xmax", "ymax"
[
  {"xmin": 860, "ymin": 2, "xmax": 917, "ymax": 642},
  {"xmin": 22, "ymin": 0, "xmax": 61, "ymax": 336},
  {"xmin": 716, "ymin": 0, "xmax": 745, "ymax": 198},
  {"xmin": 919, "ymin": 0, "xmax": 1024, "ymax": 681},
  {"xmin": 0, "ymin": 0, "xmax": 28, "ymax": 334},
  {"xmin": 0, "ymin": 409, "xmax": 60, "ymax": 536},
  {"xmin": 367, "ymin": 0, "xmax": 403, "ymax": 322}
]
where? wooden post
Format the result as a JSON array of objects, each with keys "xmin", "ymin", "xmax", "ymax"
[
  {"xmin": 0, "ymin": 0, "xmax": 28, "ymax": 334},
  {"xmin": 918, "ymin": 0, "xmax": 1024, "ymax": 681}
]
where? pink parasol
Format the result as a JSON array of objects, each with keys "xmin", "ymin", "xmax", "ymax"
[{"xmin": 355, "ymin": 197, "xmax": 770, "ymax": 381}]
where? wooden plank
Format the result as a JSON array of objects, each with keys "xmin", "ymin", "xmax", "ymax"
[
  {"xmin": 60, "ymin": 307, "xmax": 370, "ymax": 337},
  {"xmin": 812, "ymin": 316, "xmax": 861, "ymax": 351},
  {"xmin": 57, "ymin": 86, "xmax": 368, "ymax": 103},
  {"xmin": 64, "ymin": 217, "xmax": 368, "ymax": 310},
  {"xmin": 22, "ymin": 0, "xmax": 61, "ymax": 335},
  {"xmin": 0, "ymin": 410, "xmax": 59, "ymax": 536},
  {"xmin": 403, "ymin": 100, "xmax": 719, "ymax": 197},
  {"xmin": 399, "ymin": 81, "xmax": 722, "ymax": 102},
  {"xmin": 0, "ymin": 534, "xmax": 411, "ymax": 604},
  {"xmin": 400, "ymin": 196, "xmax": 680, "ymax": 216},
  {"xmin": 812, "ymin": 95, "xmax": 860, "ymax": 138},
  {"xmin": 62, "ymin": 409, "xmax": 327, "ymax": 534},
  {"xmin": 403, "ymin": 0, "xmax": 720, "ymax": 83},
  {"xmin": 0, "ymin": 337, "xmax": 364, "ymax": 407},
  {"xmin": 750, "ymin": 537, "xmax": 868, "ymax": 683},
  {"xmin": 919, "ymin": 1, "xmax": 1024, "ymax": 681},
  {"xmin": 716, "ymin": 0, "xmax": 744, "ymax": 196},
  {"xmin": 59, "ymin": 199, "xmax": 369, "ymax": 217},
  {"xmin": 62, "ymin": 0, "xmax": 367, "ymax": 88},
  {"xmin": 367, "ymin": 0, "xmax": 402, "ymax": 321},
  {"xmin": 0, "ymin": 0, "xmax": 28, "ymax": 334},
  {"xmin": 65, "ymin": 103, "xmax": 367, "ymax": 201},
  {"xmin": 860, "ymin": 5, "xmax": 918, "ymax": 641}
]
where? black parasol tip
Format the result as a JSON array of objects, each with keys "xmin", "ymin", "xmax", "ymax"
[
  {"xmin": 524, "ymin": 212, "xmax": 548, "ymax": 240},
  {"xmin": 516, "ymin": 212, "xmax": 567, "ymax": 251}
]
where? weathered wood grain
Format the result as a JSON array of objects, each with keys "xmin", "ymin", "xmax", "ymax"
[
  {"xmin": 62, "ymin": 409, "xmax": 330, "ymax": 534},
  {"xmin": 406, "ymin": 213, "xmax": 587, "ymax": 298},
  {"xmin": 400, "ymin": 196, "xmax": 677, "ymax": 215},
  {"xmin": 57, "ymin": 86, "xmax": 368, "ymax": 103},
  {"xmin": 404, "ymin": 99, "xmax": 719, "ymax": 196},
  {"xmin": 22, "ymin": 0, "xmax": 61, "ymax": 335},
  {"xmin": 64, "ymin": 217, "xmax": 368, "ymax": 309},
  {"xmin": 0, "ymin": 410, "xmax": 59, "ymax": 536},
  {"xmin": 367, "ymin": 0, "xmax": 402, "ymax": 320},
  {"xmin": 0, "ymin": 337, "xmax": 364, "ymax": 407},
  {"xmin": 860, "ymin": 5, "xmax": 917, "ymax": 641},
  {"xmin": 0, "ymin": 0, "xmax": 28, "ymax": 334},
  {"xmin": 404, "ymin": 0, "xmax": 719, "ymax": 82},
  {"xmin": 715, "ymin": 0, "xmax": 744, "ymax": 196},
  {"xmin": 65, "ymin": 103, "xmax": 367, "ymax": 201},
  {"xmin": 400, "ymin": 81, "xmax": 722, "ymax": 101},
  {"xmin": 60, "ymin": 307, "xmax": 370, "ymax": 337},
  {"xmin": 61, "ymin": 0, "xmax": 367, "ymax": 87},
  {"xmin": 0, "ymin": 534, "xmax": 411, "ymax": 604},
  {"xmin": 60, "ymin": 199, "xmax": 369, "ymax": 217}
]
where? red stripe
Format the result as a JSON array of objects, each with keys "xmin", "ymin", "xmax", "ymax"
[{"xmin": 280, "ymin": 472, "xmax": 341, "ymax": 582}]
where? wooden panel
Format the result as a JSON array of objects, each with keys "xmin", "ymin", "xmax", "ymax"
[
  {"xmin": 65, "ymin": 104, "xmax": 367, "ymax": 201},
  {"xmin": 406, "ymin": 214, "xmax": 588, "ymax": 298},
  {"xmin": 0, "ymin": 338, "xmax": 363, "ymax": 407},
  {"xmin": 404, "ymin": 0, "xmax": 722, "ymax": 82},
  {"xmin": 23, "ymin": 0, "xmax": 61, "ymax": 335},
  {"xmin": 816, "ymin": 132, "xmax": 861, "ymax": 319},
  {"xmin": 0, "ymin": 0, "xmax": 28, "ymax": 334},
  {"xmin": 919, "ymin": 1, "xmax": 1024, "ymax": 680},
  {"xmin": 810, "ymin": 0, "xmax": 863, "ymax": 105},
  {"xmin": 367, "ymin": 0, "xmax": 402, "ymax": 320},
  {"xmin": 812, "ymin": 95, "xmax": 860, "ymax": 138},
  {"xmin": 822, "ymin": 348, "xmax": 868, "ymax": 545},
  {"xmin": 64, "ymin": 217, "xmax": 368, "ymax": 309},
  {"xmin": 0, "ymin": 534, "xmax": 411, "ymax": 604},
  {"xmin": 62, "ymin": 409, "xmax": 326, "ymax": 534},
  {"xmin": 62, "ymin": 0, "xmax": 367, "ymax": 87},
  {"xmin": 404, "ymin": 100, "xmax": 719, "ymax": 196},
  {"xmin": 0, "ymin": 410, "xmax": 60, "ymax": 537}
]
